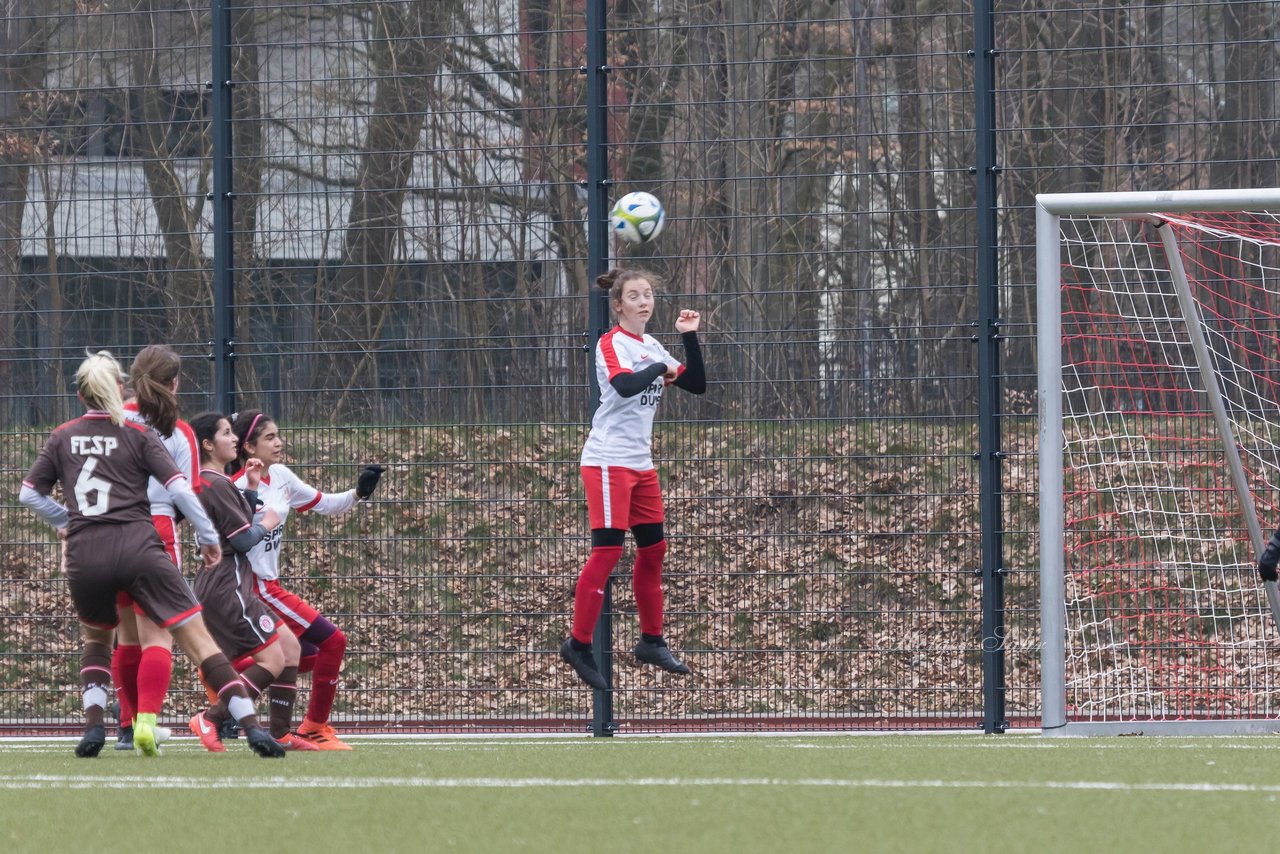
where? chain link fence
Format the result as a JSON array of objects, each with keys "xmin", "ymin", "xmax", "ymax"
[{"xmin": 2, "ymin": 0, "xmax": 1275, "ymax": 733}]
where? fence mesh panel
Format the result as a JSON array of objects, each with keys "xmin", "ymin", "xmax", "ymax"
[{"xmin": 2, "ymin": 0, "xmax": 1277, "ymax": 733}]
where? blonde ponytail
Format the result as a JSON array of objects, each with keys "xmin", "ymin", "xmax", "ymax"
[{"xmin": 75, "ymin": 350, "xmax": 127, "ymax": 425}]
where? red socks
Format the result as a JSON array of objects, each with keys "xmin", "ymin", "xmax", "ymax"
[
  {"xmin": 305, "ymin": 629, "xmax": 346, "ymax": 725},
  {"xmin": 632, "ymin": 540, "xmax": 667, "ymax": 636},
  {"xmin": 112, "ymin": 644, "xmax": 142, "ymax": 726},
  {"xmin": 571, "ymin": 546, "xmax": 624, "ymax": 643},
  {"xmin": 135, "ymin": 647, "xmax": 173, "ymax": 716}
]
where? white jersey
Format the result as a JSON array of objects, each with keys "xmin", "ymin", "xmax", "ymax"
[
  {"xmin": 232, "ymin": 462, "xmax": 359, "ymax": 581},
  {"xmin": 580, "ymin": 326, "xmax": 683, "ymax": 471},
  {"xmin": 123, "ymin": 403, "xmax": 199, "ymax": 517}
]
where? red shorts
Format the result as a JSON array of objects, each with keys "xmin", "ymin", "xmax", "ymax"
[
  {"xmin": 253, "ymin": 577, "xmax": 322, "ymax": 635},
  {"xmin": 581, "ymin": 466, "xmax": 663, "ymax": 531},
  {"xmin": 116, "ymin": 515, "xmax": 181, "ymax": 614}
]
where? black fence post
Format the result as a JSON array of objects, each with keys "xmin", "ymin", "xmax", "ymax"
[
  {"xmin": 584, "ymin": 0, "xmax": 616, "ymax": 737},
  {"xmin": 974, "ymin": 0, "xmax": 1007, "ymax": 734},
  {"xmin": 210, "ymin": 0, "xmax": 236, "ymax": 415}
]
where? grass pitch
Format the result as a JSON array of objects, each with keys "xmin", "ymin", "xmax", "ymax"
[{"xmin": 2, "ymin": 732, "xmax": 1279, "ymax": 853}]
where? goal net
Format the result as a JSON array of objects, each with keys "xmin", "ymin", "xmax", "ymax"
[{"xmin": 1037, "ymin": 189, "xmax": 1280, "ymax": 735}]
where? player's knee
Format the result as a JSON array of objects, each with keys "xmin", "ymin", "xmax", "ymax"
[{"xmin": 324, "ymin": 627, "xmax": 347, "ymax": 656}]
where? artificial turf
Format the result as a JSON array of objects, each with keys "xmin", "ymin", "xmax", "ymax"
[{"xmin": 2, "ymin": 733, "xmax": 1278, "ymax": 853}]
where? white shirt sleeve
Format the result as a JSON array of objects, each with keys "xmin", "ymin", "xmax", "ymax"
[
  {"xmin": 277, "ymin": 464, "xmax": 359, "ymax": 516},
  {"xmin": 19, "ymin": 483, "xmax": 69, "ymax": 530}
]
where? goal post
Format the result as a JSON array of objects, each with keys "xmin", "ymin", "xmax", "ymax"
[{"xmin": 1038, "ymin": 188, "xmax": 1280, "ymax": 735}]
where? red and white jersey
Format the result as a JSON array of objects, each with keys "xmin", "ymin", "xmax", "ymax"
[
  {"xmin": 124, "ymin": 403, "xmax": 199, "ymax": 518},
  {"xmin": 581, "ymin": 326, "xmax": 683, "ymax": 471},
  {"xmin": 232, "ymin": 463, "xmax": 358, "ymax": 581}
]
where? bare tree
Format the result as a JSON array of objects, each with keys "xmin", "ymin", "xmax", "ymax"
[
  {"xmin": 316, "ymin": 0, "xmax": 461, "ymax": 420},
  {"xmin": 0, "ymin": 7, "xmax": 56, "ymax": 422}
]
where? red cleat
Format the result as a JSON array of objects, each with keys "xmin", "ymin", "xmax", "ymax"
[
  {"xmin": 189, "ymin": 712, "xmax": 227, "ymax": 753},
  {"xmin": 277, "ymin": 732, "xmax": 321, "ymax": 752},
  {"xmin": 296, "ymin": 720, "xmax": 353, "ymax": 751}
]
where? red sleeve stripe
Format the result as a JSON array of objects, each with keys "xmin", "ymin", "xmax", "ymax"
[
  {"xmin": 162, "ymin": 473, "xmax": 184, "ymax": 488},
  {"xmin": 297, "ymin": 493, "xmax": 322, "ymax": 513},
  {"xmin": 177, "ymin": 421, "xmax": 200, "ymax": 488},
  {"xmin": 600, "ymin": 330, "xmax": 629, "ymax": 381},
  {"xmin": 226, "ymin": 522, "xmax": 250, "ymax": 537},
  {"xmin": 21, "ymin": 479, "xmax": 36, "ymax": 489}
]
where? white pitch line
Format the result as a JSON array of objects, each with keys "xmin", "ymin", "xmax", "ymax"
[{"xmin": 0, "ymin": 775, "xmax": 1279, "ymax": 793}]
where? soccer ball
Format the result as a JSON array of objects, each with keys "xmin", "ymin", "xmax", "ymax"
[{"xmin": 609, "ymin": 192, "xmax": 666, "ymax": 244}]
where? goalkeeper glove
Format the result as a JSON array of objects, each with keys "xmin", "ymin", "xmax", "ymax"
[
  {"xmin": 356, "ymin": 464, "xmax": 385, "ymax": 500},
  {"xmin": 1258, "ymin": 530, "xmax": 1280, "ymax": 582}
]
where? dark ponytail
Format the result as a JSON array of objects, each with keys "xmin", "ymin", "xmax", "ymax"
[
  {"xmin": 189, "ymin": 411, "xmax": 227, "ymax": 465},
  {"xmin": 130, "ymin": 345, "xmax": 181, "ymax": 436}
]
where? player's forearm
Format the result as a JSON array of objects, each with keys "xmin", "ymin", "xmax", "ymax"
[
  {"xmin": 308, "ymin": 488, "xmax": 360, "ymax": 515},
  {"xmin": 165, "ymin": 478, "xmax": 220, "ymax": 546},
  {"xmin": 610, "ymin": 363, "xmax": 667, "ymax": 398},
  {"xmin": 673, "ymin": 331, "xmax": 706, "ymax": 394},
  {"xmin": 227, "ymin": 524, "xmax": 269, "ymax": 553},
  {"xmin": 19, "ymin": 484, "xmax": 69, "ymax": 530}
]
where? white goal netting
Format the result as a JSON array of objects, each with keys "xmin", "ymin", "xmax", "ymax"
[{"xmin": 1050, "ymin": 205, "xmax": 1280, "ymax": 727}]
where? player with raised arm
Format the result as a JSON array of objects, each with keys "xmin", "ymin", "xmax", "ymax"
[
  {"xmin": 111, "ymin": 344, "xmax": 200, "ymax": 751},
  {"xmin": 229, "ymin": 409, "xmax": 384, "ymax": 749},
  {"xmin": 186, "ymin": 412, "xmax": 317, "ymax": 753},
  {"xmin": 560, "ymin": 268, "xmax": 707, "ymax": 691},
  {"xmin": 18, "ymin": 351, "xmax": 284, "ymax": 757}
]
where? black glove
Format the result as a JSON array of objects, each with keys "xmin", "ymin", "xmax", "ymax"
[
  {"xmin": 1258, "ymin": 531, "xmax": 1280, "ymax": 582},
  {"xmin": 356, "ymin": 464, "xmax": 385, "ymax": 500}
]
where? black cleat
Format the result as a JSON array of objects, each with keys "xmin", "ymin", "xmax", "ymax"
[
  {"xmin": 634, "ymin": 638, "xmax": 691, "ymax": 675},
  {"xmin": 114, "ymin": 724, "xmax": 134, "ymax": 751},
  {"xmin": 245, "ymin": 726, "xmax": 286, "ymax": 758},
  {"xmin": 75, "ymin": 724, "xmax": 107, "ymax": 758},
  {"xmin": 560, "ymin": 639, "xmax": 609, "ymax": 691},
  {"xmin": 218, "ymin": 716, "xmax": 241, "ymax": 740}
]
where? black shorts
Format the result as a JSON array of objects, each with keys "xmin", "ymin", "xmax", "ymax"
[
  {"xmin": 64, "ymin": 522, "xmax": 201, "ymax": 629},
  {"xmin": 193, "ymin": 555, "xmax": 281, "ymax": 659}
]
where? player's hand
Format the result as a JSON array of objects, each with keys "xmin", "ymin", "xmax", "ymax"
[
  {"xmin": 260, "ymin": 507, "xmax": 281, "ymax": 530},
  {"xmin": 1259, "ymin": 534, "xmax": 1280, "ymax": 582},
  {"xmin": 356, "ymin": 464, "xmax": 386, "ymax": 500},
  {"xmin": 200, "ymin": 543, "xmax": 221, "ymax": 569},
  {"xmin": 243, "ymin": 457, "xmax": 265, "ymax": 490},
  {"xmin": 675, "ymin": 309, "xmax": 700, "ymax": 334},
  {"xmin": 664, "ymin": 363, "xmax": 680, "ymax": 382}
]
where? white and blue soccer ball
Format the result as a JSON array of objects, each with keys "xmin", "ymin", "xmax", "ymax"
[{"xmin": 609, "ymin": 191, "xmax": 666, "ymax": 244}]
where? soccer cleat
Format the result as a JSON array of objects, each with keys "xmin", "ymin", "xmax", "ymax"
[
  {"xmin": 189, "ymin": 712, "xmax": 227, "ymax": 753},
  {"xmin": 217, "ymin": 716, "xmax": 241, "ymax": 741},
  {"xmin": 560, "ymin": 638, "xmax": 610, "ymax": 691},
  {"xmin": 276, "ymin": 732, "xmax": 322, "ymax": 752},
  {"xmin": 296, "ymin": 720, "xmax": 354, "ymax": 751},
  {"xmin": 634, "ymin": 638, "xmax": 692, "ymax": 675},
  {"xmin": 75, "ymin": 724, "xmax": 106, "ymax": 758},
  {"xmin": 133, "ymin": 713, "xmax": 160, "ymax": 757},
  {"xmin": 245, "ymin": 726, "xmax": 286, "ymax": 758},
  {"xmin": 114, "ymin": 724, "xmax": 134, "ymax": 751}
]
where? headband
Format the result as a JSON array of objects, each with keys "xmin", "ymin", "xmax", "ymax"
[{"xmin": 243, "ymin": 413, "xmax": 265, "ymax": 446}]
